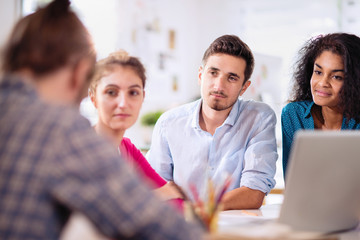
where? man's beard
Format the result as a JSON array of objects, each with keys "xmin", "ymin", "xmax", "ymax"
[
  {"xmin": 210, "ymin": 100, "xmax": 235, "ymax": 111},
  {"xmin": 207, "ymin": 90, "xmax": 235, "ymax": 111}
]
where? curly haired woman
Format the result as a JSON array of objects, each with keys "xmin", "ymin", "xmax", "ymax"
[{"xmin": 282, "ymin": 33, "xmax": 360, "ymax": 178}]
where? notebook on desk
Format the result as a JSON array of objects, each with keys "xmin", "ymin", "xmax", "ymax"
[{"xmin": 278, "ymin": 130, "xmax": 360, "ymax": 233}]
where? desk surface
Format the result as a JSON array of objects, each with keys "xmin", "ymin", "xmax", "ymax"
[
  {"xmin": 216, "ymin": 204, "xmax": 360, "ymax": 240},
  {"xmin": 62, "ymin": 204, "xmax": 360, "ymax": 240}
]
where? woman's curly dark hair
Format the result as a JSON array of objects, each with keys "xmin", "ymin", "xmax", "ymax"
[{"xmin": 290, "ymin": 33, "xmax": 360, "ymax": 122}]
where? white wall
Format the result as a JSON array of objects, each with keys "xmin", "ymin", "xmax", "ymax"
[{"xmin": 0, "ymin": 0, "xmax": 21, "ymax": 51}]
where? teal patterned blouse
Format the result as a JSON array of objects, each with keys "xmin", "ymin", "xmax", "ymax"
[{"xmin": 281, "ymin": 100, "xmax": 360, "ymax": 179}]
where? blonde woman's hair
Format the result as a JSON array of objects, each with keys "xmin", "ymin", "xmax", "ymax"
[{"xmin": 89, "ymin": 50, "xmax": 146, "ymax": 95}]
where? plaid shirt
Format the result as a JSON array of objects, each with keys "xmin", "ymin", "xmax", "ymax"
[{"xmin": 0, "ymin": 75, "xmax": 203, "ymax": 240}]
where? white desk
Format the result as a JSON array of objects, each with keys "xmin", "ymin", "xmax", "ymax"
[
  {"xmin": 62, "ymin": 204, "xmax": 360, "ymax": 240},
  {"xmin": 216, "ymin": 204, "xmax": 360, "ymax": 240}
]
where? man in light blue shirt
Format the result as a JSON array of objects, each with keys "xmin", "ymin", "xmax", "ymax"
[{"xmin": 147, "ymin": 35, "xmax": 278, "ymax": 210}]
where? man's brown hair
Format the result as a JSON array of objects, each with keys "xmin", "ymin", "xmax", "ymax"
[{"xmin": 1, "ymin": 0, "xmax": 95, "ymax": 77}]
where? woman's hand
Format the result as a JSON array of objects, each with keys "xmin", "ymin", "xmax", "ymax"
[{"xmin": 154, "ymin": 181, "xmax": 185, "ymax": 201}]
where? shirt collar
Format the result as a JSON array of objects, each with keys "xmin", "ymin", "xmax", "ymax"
[
  {"xmin": 224, "ymin": 99, "xmax": 240, "ymax": 126},
  {"xmin": 191, "ymin": 98, "xmax": 240, "ymax": 129},
  {"xmin": 191, "ymin": 99, "xmax": 202, "ymax": 129}
]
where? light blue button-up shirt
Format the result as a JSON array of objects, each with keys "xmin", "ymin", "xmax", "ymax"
[{"xmin": 147, "ymin": 98, "xmax": 278, "ymax": 198}]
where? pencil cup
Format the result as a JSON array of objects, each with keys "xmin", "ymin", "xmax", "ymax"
[{"xmin": 184, "ymin": 201, "xmax": 222, "ymax": 233}]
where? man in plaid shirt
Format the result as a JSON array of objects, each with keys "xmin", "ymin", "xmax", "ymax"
[{"xmin": 0, "ymin": 0, "xmax": 204, "ymax": 239}]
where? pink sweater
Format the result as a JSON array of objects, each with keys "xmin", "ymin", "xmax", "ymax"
[
  {"xmin": 119, "ymin": 137, "xmax": 166, "ymax": 188},
  {"xmin": 119, "ymin": 138, "xmax": 184, "ymax": 211}
]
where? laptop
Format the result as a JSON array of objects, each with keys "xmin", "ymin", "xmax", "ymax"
[{"xmin": 278, "ymin": 130, "xmax": 360, "ymax": 233}]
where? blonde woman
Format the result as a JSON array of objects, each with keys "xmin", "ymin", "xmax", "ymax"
[{"xmin": 89, "ymin": 50, "xmax": 183, "ymax": 204}]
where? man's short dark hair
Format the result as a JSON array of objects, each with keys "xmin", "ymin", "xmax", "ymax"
[{"xmin": 202, "ymin": 35, "xmax": 254, "ymax": 82}]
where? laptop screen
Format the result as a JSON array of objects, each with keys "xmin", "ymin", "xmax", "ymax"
[{"xmin": 278, "ymin": 130, "xmax": 360, "ymax": 233}]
